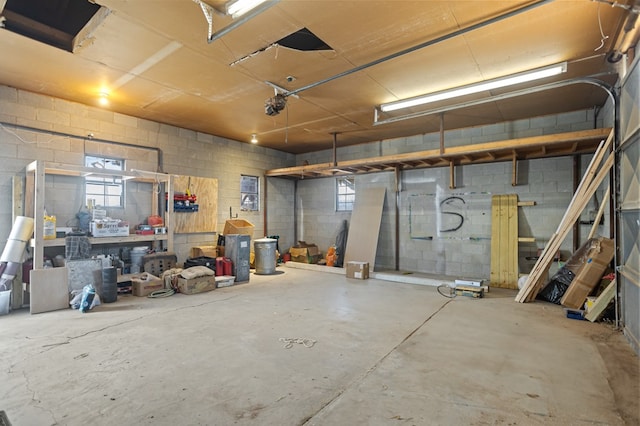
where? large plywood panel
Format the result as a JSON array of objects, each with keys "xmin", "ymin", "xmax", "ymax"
[
  {"xmin": 173, "ymin": 175, "xmax": 218, "ymax": 234},
  {"xmin": 344, "ymin": 187, "xmax": 386, "ymax": 271}
]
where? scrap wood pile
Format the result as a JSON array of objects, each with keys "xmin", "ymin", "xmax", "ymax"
[{"xmin": 516, "ymin": 130, "xmax": 615, "ymax": 303}]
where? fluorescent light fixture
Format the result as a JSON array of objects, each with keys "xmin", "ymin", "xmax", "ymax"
[
  {"xmin": 250, "ymin": 133, "xmax": 258, "ymax": 144},
  {"xmin": 380, "ymin": 62, "xmax": 567, "ymax": 113},
  {"xmin": 226, "ymin": 0, "xmax": 269, "ymax": 18}
]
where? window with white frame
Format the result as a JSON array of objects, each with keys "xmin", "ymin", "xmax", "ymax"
[
  {"xmin": 240, "ymin": 175, "xmax": 259, "ymax": 211},
  {"xmin": 336, "ymin": 177, "xmax": 355, "ymax": 211},
  {"xmin": 84, "ymin": 155, "xmax": 125, "ymax": 208}
]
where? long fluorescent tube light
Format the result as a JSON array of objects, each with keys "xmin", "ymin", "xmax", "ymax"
[
  {"xmin": 226, "ymin": 0, "xmax": 269, "ymax": 18},
  {"xmin": 380, "ymin": 62, "xmax": 567, "ymax": 113}
]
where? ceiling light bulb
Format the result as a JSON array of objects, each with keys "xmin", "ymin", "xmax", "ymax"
[
  {"xmin": 251, "ymin": 134, "xmax": 258, "ymax": 144},
  {"xmin": 380, "ymin": 62, "xmax": 567, "ymax": 113},
  {"xmin": 226, "ymin": 0, "xmax": 269, "ymax": 18},
  {"xmin": 98, "ymin": 92, "xmax": 109, "ymax": 106}
]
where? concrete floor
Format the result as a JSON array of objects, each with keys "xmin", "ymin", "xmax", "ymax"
[{"xmin": 1, "ymin": 265, "xmax": 638, "ymax": 425}]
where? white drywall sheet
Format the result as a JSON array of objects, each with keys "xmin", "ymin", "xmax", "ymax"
[
  {"xmin": 344, "ymin": 187, "xmax": 386, "ymax": 271},
  {"xmin": 30, "ymin": 267, "xmax": 69, "ymax": 314}
]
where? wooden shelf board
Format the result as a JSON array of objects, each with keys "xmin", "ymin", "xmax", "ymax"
[
  {"xmin": 265, "ymin": 128, "xmax": 611, "ymax": 179},
  {"xmin": 36, "ymin": 234, "xmax": 169, "ymax": 248}
]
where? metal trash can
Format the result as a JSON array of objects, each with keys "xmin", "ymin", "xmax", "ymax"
[{"xmin": 254, "ymin": 238, "xmax": 277, "ymax": 275}]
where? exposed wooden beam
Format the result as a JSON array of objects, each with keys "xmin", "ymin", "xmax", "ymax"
[
  {"xmin": 449, "ymin": 161, "xmax": 455, "ymax": 189},
  {"xmin": 512, "ymin": 151, "xmax": 517, "ymax": 186}
]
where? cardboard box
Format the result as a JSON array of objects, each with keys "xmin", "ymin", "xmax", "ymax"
[
  {"xmin": 290, "ymin": 243, "xmax": 321, "ymax": 264},
  {"xmin": 560, "ymin": 237, "xmax": 615, "ymax": 309},
  {"xmin": 132, "ymin": 275, "xmax": 164, "ymax": 297},
  {"xmin": 190, "ymin": 245, "xmax": 218, "ymax": 258},
  {"xmin": 223, "ymin": 219, "xmax": 254, "ymax": 238},
  {"xmin": 177, "ymin": 275, "xmax": 217, "ymax": 295},
  {"xmin": 91, "ymin": 220, "xmax": 130, "ymax": 237},
  {"xmin": 346, "ymin": 261, "xmax": 369, "ymax": 279}
]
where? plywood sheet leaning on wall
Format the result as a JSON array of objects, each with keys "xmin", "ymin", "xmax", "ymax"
[
  {"xmin": 173, "ymin": 175, "xmax": 218, "ymax": 233},
  {"xmin": 344, "ymin": 187, "xmax": 386, "ymax": 272},
  {"xmin": 490, "ymin": 194, "xmax": 519, "ymax": 289}
]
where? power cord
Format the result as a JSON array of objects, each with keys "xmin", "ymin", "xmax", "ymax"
[
  {"xmin": 148, "ymin": 288, "xmax": 175, "ymax": 298},
  {"xmin": 437, "ymin": 284, "xmax": 457, "ymax": 298}
]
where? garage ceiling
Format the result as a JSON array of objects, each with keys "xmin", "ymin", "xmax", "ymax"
[{"xmin": 0, "ymin": 0, "xmax": 635, "ymax": 154}]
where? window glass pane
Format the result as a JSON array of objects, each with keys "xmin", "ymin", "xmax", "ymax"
[
  {"xmin": 240, "ymin": 175, "xmax": 259, "ymax": 211},
  {"xmin": 85, "ymin": 155, "xmax": 125, "ymax": 208},
  {"xmin": 336, "ymin": 177, "xmax": 355, "ymax": 211},
  {"xmin": 104, "ymin": 195, "xmax": 122, "ymax": 207}
]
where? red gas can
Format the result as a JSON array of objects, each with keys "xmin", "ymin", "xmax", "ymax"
[
  {"xmin": 223, "ymin": 258, "xmax": 233, "ymax": 276},
  {"xmin": 215, "ymin": 257, "xmax": 224, "ymax": 276}
]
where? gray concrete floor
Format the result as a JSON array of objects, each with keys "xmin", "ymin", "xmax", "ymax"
[{"xmin": 1, "ymin": 265, "xmax": 638, "ymax": 425}]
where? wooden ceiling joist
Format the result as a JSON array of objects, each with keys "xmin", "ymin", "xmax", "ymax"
[{"xmin": 265, "ymin": 128, "xmax": 612, "ymax": 179}]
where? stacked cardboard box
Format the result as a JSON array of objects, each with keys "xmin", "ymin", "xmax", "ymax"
[
  {"xmin": 346, "ymin": 261, "xmax": 369, "ymax": 279},
  {"xmin": 177, "ymin": 275, "xmax": 217, "ymax": 294},
  {"xmin": 560, "ymin": 237, "xmax": 615, "ymax": 309},
  {"xmin": 290, "ymin": 242, "xmax": 322, "ymax": 264}
]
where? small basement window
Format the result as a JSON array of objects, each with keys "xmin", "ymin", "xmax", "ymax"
[
  {"xmin": 336, "ymin": 177, "xmax": 355, "ymax": 211},
  {"xmin": 240, "ymin": 175, "xmax": 259, "ymax": 211},
  {"xmin": 85, "ymin": 155, "xmax": 125, "ymax": 208}
]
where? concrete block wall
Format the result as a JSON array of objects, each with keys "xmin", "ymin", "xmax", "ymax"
[
  {"xmin": 0, "ymin": 85, "xmax": 295, "ymax": 265},
  {"xmin": 265, "ymin": 177, "xmax": 296, "ymax": 254},
  {"xmin": 298, "ymin": 109, "xmax": 601, "ymax": 165},
  {"xmin": 292, "ymin": 108, "xmax": 608, "ymax": 280}
]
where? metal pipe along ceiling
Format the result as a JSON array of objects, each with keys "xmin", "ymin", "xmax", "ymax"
[{"xmin": 284, "ymin": 0, "xmax": 555, "ymax": 97}]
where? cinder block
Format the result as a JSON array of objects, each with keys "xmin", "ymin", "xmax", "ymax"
[
  {"xmin": 70, "ymin": 115, "xmax": 100, "ymax": 132},
  {"xmin": 178, "ymin": 128, "xmax": 197, "ymax": 139},
  {"xmin": 19, "ymin": 90, "xmax": 54, "ymax": 109},
  {"xmin": 125, "ymin": 126, "xmax": 149, "ymax": 142},
  {"xmin": 557, "ymin": 110, "xmax": 587, "ymax": 125},
  {"xmin": 114, "ymin": 112, "xmax": 138, "ymax": 128},
  {"xmin": 54, "ymin": 151, "xmax": 84, "ymax": 165},
  {"xmin": 18, "ymin": 144, "xmax": 54, "ymax": 161},
  {"xmin": 88, "ymin": 108, "xmax": 114, "ymax": 123},
  {"xmin": 481, "ymin": 123, "xmax": 506, "ymax": 136},
  {"xmin": 531, "ymin": 115, "xmax": 557, "ymax": 129},
  {"xmin": 0, "ymin": 86, "xmax": 18, "ymax": 102},
  {"xmin": 53, "ymin": 98, "xmax": 87, "ymax": 116},
  {"xmin": 138, "ymin": 119, "xmax": 160, "ymax": 132},
  {"xmin": 7, "ymin": 103, "xmax": 37, "ymax": 121},
  {"xmin": 99, "ymin": 121, "xmax": 126, "ymax": 138}
]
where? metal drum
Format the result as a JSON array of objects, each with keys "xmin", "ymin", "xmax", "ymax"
[{"xmin": 254, "ymin": 238, "xmax": 277, "ymax": 275}]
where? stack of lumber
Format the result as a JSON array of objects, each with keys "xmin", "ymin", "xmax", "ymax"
[
  {"xmin": 490, "ymin": 194, "xmax": 519, "ymax": 289},
  {"xmin": 515, "ymin": 130, "xmax": 614, "ymax": 303}
]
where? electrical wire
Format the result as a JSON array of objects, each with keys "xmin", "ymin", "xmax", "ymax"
[
  {"xmin": 594, "ymin": 3, "xmax": 609, "ymax": 51},
  {"xmin": 0, "ymin": 123, "xmax": 68, "ymax": 145},
  {"xmin": 147, "ymin": 288, "xmax": 175, "ymax": 298},
  {"xmin": 437, "ymin": 283, "xmax": 457, "ymax": 298}
]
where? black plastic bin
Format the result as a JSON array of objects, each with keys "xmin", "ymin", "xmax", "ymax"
[{"xmin": 184, "ymin": 256, "xmax": 216, "ymax": 272}]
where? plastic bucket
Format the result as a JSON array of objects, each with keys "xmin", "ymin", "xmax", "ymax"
[
  {"xmin": 254, "ymin": 238, "xmax": 277, "ymax": 275},
  {"xmin": 130, "ymin": 247, "xmax": 147, "ymax": 273}
]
